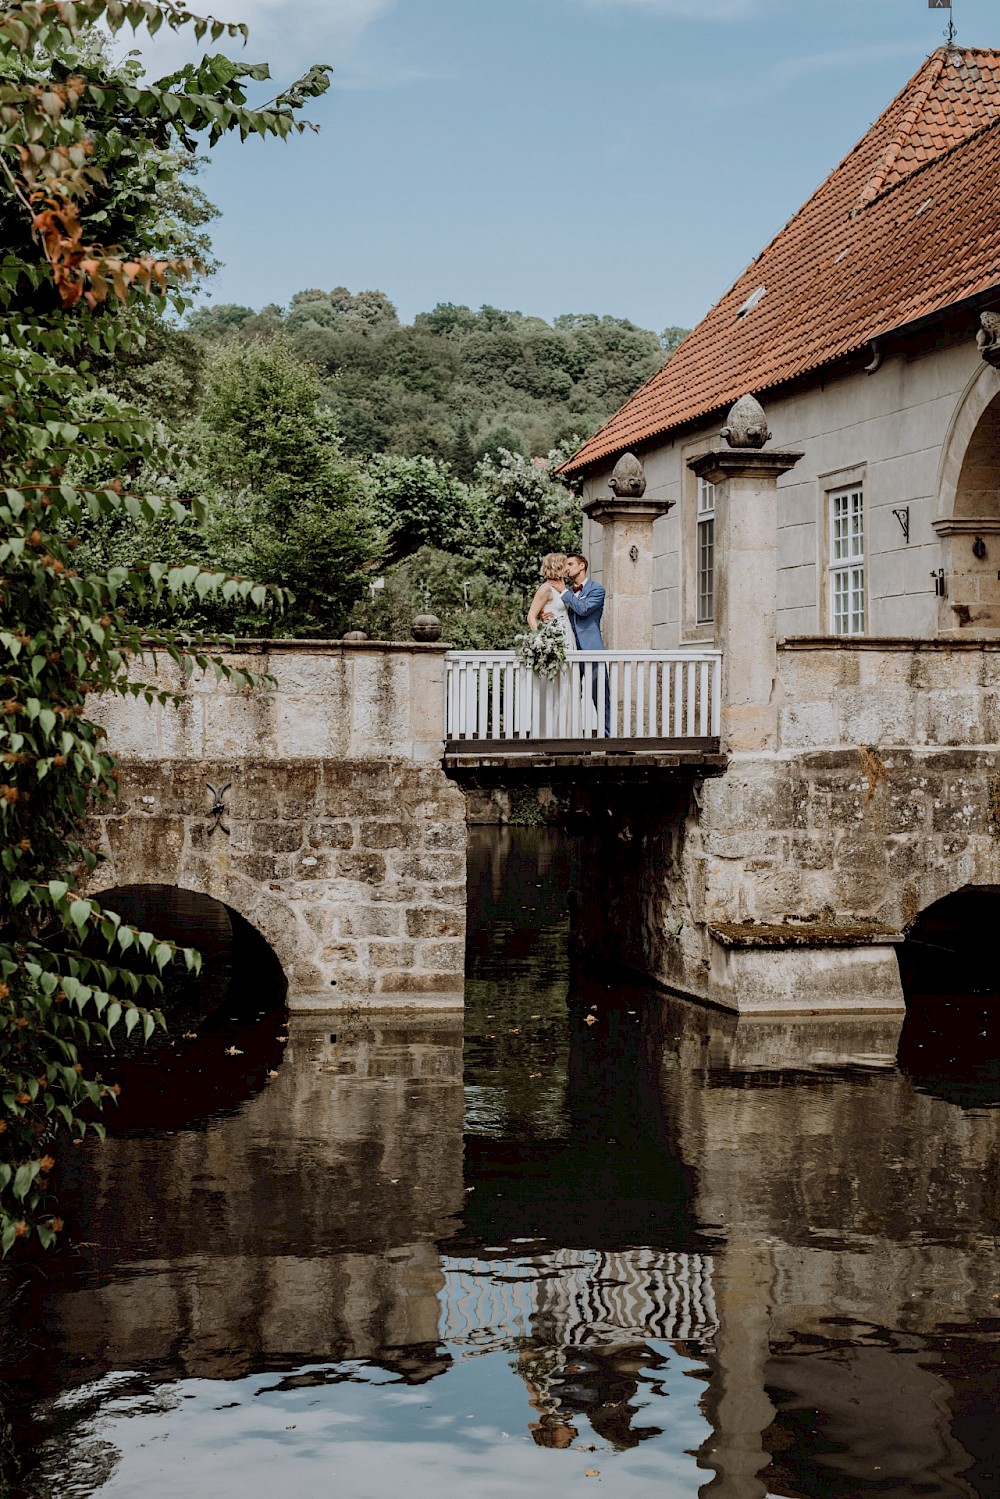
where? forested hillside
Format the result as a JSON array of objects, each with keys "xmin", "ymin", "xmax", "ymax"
[
  {"xmin": 75, "ymin": 277, "xmax": 687, "ymax": 645},
  {"xmin": 187, "ymin": 289, "xmax": 688, "ymax": 471}
]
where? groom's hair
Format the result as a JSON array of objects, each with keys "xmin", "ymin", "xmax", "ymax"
[{"xmin": 567, "ymin": 553, "xmax": 588, "ymax": 570}]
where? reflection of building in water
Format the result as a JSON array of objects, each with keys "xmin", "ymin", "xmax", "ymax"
[
  {"xmin": 441, "ymin": 1248, "xmax": 717, "ymax": 1448},
  {"xmin": 646, "ymin": 998, "xmax": 1000, "ymax": 1499}
]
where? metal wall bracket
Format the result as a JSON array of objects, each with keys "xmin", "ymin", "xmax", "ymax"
[
  {"xmin": 206, "ymin": 780, "xmax": 232, "ymax": 836},
  {"xmin": 892, "ymin": 507, "xmax": 910, "ymax": 543}
]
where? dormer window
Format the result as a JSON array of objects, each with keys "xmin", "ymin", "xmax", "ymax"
[{"xmin": 736, "ymin": 286, "xmax": 766, "ymax": 319}]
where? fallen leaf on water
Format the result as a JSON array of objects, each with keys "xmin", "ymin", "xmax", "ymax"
[
  {"xmin": 585, "ymin": 1470, "xmax": 600, "ymax": 1478},
  {"xmin": 224, "ymin": 1046, "xmax": 243, "ymax": 1056},
  {"xmin": 267, "ymin": 1070, "xmax": 279, "ymax": 1078},
  {"xmin": 530, "ymin": 1014, "xmax": 541, "ymax": 1019},
  {"xmin": 584, "ymin": 1015, "xmax": 597, "ymax": 1026},
  {"xmin": 529, "ymin": 1072, "xmax": 541, "ymax": 1078},
  {"xmin": 589, "ymin": 1004, "xmax": 598, "ymax": 1011},
  {"xmin": 508, "ymin": 1028, "xmax": 520, "ymax": 1034},
  {"xmin": 183, "ymin": 1032, "xmax": 197, "ymax": 1040},
  {"xmin": 276, "ymin": 1035, "xmax": 288, "ymax": 1042}
]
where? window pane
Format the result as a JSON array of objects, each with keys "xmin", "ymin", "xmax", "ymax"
[
  {"xmin": 698, "ymin": 477, "xmax": 715, "ymax": 517},
  {"xmin": 697, "ymin": 516, "xmax": 714, "ymax": 622},
  {"xmin": 830, "ymin": 488, "xmax": 864, "ymax": 635}
]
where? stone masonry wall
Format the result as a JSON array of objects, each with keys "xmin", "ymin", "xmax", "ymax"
[
  {"xmin": 88, "ymin": 643, "xmax": 468, "ymax": 1006},
  {"xmin": 580, "ymin": 641, "xmax": 1000, "ymax": 1011}
]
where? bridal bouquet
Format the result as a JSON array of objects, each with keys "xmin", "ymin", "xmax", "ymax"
[{"xmin": 515, "ymin": 619, "xmax": 569, "ymax": 680}]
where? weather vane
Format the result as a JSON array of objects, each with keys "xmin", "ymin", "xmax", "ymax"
[{"xmin": 929, "ymin": 0, "xmax": 956, "ymax": 48}]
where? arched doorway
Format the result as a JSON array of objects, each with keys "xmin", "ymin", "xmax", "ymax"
[
  {"xmin": 934, "ymin": 368, "xmax": 1000, "ymax": 633},
  {"xmin": 88, "ymin": 884, "xmax": 288, "ymax": 1131}
]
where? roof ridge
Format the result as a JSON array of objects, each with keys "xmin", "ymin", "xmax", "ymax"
[
  {"xmin": 856, "ymin": 109, "xmax": 1000, "ymax": 211},
  {"xmin": 858, "ymin": 48, "xmax": 947, "ymax": 206}
]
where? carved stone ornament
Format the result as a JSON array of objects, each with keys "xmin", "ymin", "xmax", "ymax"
[
  {"xmin": 976, "ymin": 310, "xmax": 1000, "ymax": 368},
  {"xmin": 609, "ymin": 451, "xmax": 647, "ymax": 498},
  {"xmin": 721, "ymin": 393, "xmax": 772, "ymax": 449},
  {"xmin": 410, "ymin": 613, "xmax": 442, "ymax": 643}
]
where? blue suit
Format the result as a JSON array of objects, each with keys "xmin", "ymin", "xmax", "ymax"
[
  {"xmin": 561, "ymin": 579, "xmax": 606, "ymax": 648},
  {"xmin": 562, "ymin": 579, "xmax": 609, "ymax": 734}
]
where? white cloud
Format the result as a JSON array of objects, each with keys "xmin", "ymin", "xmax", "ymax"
[{"xmin": 121, "ymin": 0, "xmax": 395, "ymax": 82}]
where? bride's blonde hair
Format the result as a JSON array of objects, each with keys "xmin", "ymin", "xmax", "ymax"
[{"xmin": 540, "ymin": 552, "xmax": 569, "ymax": 583}]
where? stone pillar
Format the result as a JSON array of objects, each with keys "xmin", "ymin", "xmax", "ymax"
[
  {"xmin": 583, "ymin": 493, "xmax": 673, "ymax": 649},
  {"xmin": 687, "ymin": 447, "xmax": 802, "ymax": 752}
]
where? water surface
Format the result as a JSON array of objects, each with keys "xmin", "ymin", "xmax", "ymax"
[{"xmin": 2, "ymin": 827, "xmax": 998, "ymax": 1498}]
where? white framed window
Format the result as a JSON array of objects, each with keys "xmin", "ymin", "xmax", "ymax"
[
  {"xmin": 829, "ymin": 486, "xmax": 865, "ymax": 635},
  {"xmin": 696, "ymin": 477, "xmax": 715, "ymax": 623}
]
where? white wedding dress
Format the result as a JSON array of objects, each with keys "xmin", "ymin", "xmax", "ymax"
[
  {"xmin": 535, "ymin": 585, "xmax": 577, "ymax": 738},
  {"xmin": 544, "ymin": 584, "xmax": 577, "ymax": 651}
]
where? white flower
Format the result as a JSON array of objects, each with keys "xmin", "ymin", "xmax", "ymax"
[{"xmin": 514, "ymin": 619, "xmax": 568, "ymax": 680}]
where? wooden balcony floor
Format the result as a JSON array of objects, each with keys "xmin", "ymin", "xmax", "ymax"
[{"xmin": 443, "ymin": 736, "xmax": 725, "ymax": 781}]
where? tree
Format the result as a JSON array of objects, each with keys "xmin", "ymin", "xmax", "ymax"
[
  {"xmin": 363, "ymin": 453, "xmax": 474, "ymax": 566},
  {"xmin": 196, "ymin": 338, "xmax": 375, "ymax": 634},
  {"xmin": 472, "ymin": 450, "xmax": 581, "ymax": 594},
  {"xmin": 0, "ymin": 0, "xmax": 329, "ymax": 1253}
]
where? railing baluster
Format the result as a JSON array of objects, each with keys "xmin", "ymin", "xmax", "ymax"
[{"xmin": 444, "ymin": 649, "xmax": 722, "ymax": 745}]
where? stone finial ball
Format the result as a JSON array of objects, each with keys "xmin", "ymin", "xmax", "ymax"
[
  {"xmin": 342, "ymin": 630, "xmax": 369, "ymax": 642},
  {"xmin": 411, "ymin": 613, "xmax": 443, "ymax": 642},
  {"xmin": 721, "ymin": 393, "xmax": 771, "ymax": 449}
]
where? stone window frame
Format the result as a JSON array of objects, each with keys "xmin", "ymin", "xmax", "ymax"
[
  {"xmin": 818, "ymin": 461, "xmax": 868, "ymax": 636},
  {"xmin": 680, "ymin": 434, "xmax": 719, "ymax": 645}
]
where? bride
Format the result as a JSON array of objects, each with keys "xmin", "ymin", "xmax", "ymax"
[
  {"xmin": 526, "ymin": 553, "xmax": 576, "ymax": 650},
  {"xmin": 525, "ymin": 553, "xmax": 576, "ymax": 737}
]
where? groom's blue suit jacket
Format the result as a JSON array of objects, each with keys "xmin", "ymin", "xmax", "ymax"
[{"xmin": 562, "ymin": 579, "xmax": 606, "ymax": 649}]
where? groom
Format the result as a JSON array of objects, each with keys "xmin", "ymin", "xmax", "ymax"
[{"xmin": 561, "ymin": 553, "xmax": 610, "ymax": 736}]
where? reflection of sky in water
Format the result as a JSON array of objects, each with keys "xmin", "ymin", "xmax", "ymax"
[{"xmin": 31, "ymin": 1348, "xmax": 710, "ymax": 1499}]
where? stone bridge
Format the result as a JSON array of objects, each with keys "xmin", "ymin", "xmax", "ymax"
[
  {"xmin": 90, "ymin": 642, "xmax": 468, "ymax": 1007},
  {"xmin": 90, "ymin": 628, "xmax": 1000, "ymax": 1014}
]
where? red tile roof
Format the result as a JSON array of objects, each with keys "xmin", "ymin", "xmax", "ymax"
[{"xmin": 560, "ymin": 48, "xmax": 1000, "ymax": 477}]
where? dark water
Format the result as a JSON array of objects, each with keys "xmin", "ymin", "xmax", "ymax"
[{"xmin": 2, "ymin": 829, "xmax": 999, "ymax": 1497}]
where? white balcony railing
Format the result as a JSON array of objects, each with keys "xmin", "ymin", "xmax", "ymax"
[{"xmin": 445, "ymin": 649, "xmax": 722, "ymax": 744}]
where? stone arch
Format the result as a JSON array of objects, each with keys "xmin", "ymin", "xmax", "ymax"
[
  {"xmin": 935, "ymin": 361, "xmax": 1000, "ymax": 523},
  {"xmin": 932, "ymin": 363, "xmax": 1000, "ymax": 632},
  {"xmin": 84, "ymin": 829, "xmax": 315, "ymax": 991},
  {"xmin": 897, "ymin": 882, "xmax": 1000, "ymax": 998}
]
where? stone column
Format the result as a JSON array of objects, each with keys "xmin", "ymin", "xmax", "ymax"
[
  {"xmin": 687, "ymin": 445, "xmax": 802, "ymax": 753},
  {"xmin": 583, "ymin": 492, "xmax": 673, "ymax": 649}
]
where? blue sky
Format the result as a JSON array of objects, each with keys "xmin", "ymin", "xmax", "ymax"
[{"xmin": 134, "ymin": 0, "xmax": 999, "ymax": 333}]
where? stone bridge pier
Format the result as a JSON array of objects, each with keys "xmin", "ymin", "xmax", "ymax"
[{"xmin": 89, "ymin": 643, "xmax": 467, "ymax": 1008}]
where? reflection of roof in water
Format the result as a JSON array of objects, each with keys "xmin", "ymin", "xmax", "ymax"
[{"xmin": 439, "ymin": 1247, "xmax": 717, "ymax": 1353}]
